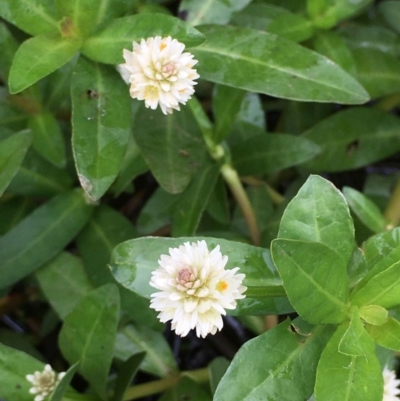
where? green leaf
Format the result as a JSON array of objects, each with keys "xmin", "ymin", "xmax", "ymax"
[
  {"xmin": 315, "ymin": 322, "xmax": 382, "ymax": 401},
  {"xmin": 112, "ymin": 353, "xmax": 145, "ymax": 401},
  {"xmin": 110, "ymin": 236, "xmax": 286, "ymax": 316},
  {"xmin": 59, "ymin": 284, "xmax": 120, "ymax": 397},
  {"xmin": 0, "ymin": 23, "xmax": 19, "ymax": 82},
  {"xmin": 271, "ymin": 239, "xmax": 348, "ymax": 324},
  {"xmin": 0, "ymin": 343, "xmax": 47, "ymax": 401},
  {"xmin": 114, "ymin": 323, "xmax": 178, "ymax": 378},
  {"xmin": 214, "ymin": 320, "xmax": 333, "ymax": 401},
  {"xmin": 7, "ymin": 150, "xmax": 72, "ymax": 197},
  {"xmin": 205, "ymin": 176, "xmax": 229, "ymax": 226},
  {"xmin": 0, "ymin": 197, "xmax": 36, "ymax": 235},
  {"xmin": 338, "ymin": 308, "xmax": 368, "ymax": 356},
  {"xmin": 231, "ymin": 133, "xmax": 320, "ymax": 175},
  {"xmin": 159, "ymin": 377, "xmax": 212, "ymax": 401},
  {"xmin": 172, "ymin": 161, "xmax": 220, "ymax": 236},
  {"xmin": 0, "ymin": 189, "xmax": 94, "ymax": 289},
  {"xmin": 36, "ymin": 252, "xmax": 95, "ymax": 319},
  {"xmin": 49, "ymin": 362, "xmax": 79, "ymax": 401},
  {"xmin": 278, "ymin": 175, "xmax": 355, "ymax": 264},
  {"xmin": 9, "ymin": 33, "xmax": 81, "ymax": 94},
  {"xmin": 379, "ymin": 1, "xmax": 400, "ymax": 35},
  {"xmin": 133, "ymin": 104, "xmax": 207, "ymax": 194},
  {"xmin": 359, "ymin": 305, "xmax": 388, "ymax": 326},
  {"xmin": 209, "ymin": 357, "xmax": 230, "ymax": 395},
  {"xmin": 366, "ymin": 317, "xmax": 400, "ymax": 351},
  {"xmin": 28, "ymin": 111, "xmax": 66, "ymax": 168},
  {"xmin": 81, "ymin": 14, "xmax": 205, "ymax": 64},
  {"xmin": 0, "ymin": 130, "xmax": 32, "ymax": 197},
  {"xmin": 267, "ymin": 13, "xmax": 314, "ymax": 42},
  {"xmin": 343, "ymin": 186, "xmax": 386, "ymax": 234},
  {"xmin": 190, "ymin": 25, "xmax": 369, "ymax": 104},
  {"xmin": 0, "ymin": 0, "xmax": 58, "ymax": 36},
  {"xmin": 71, "ymin": 57, "xmax": 131, "ymax": 201},
  {"xmin": 303, "ymin": 108, "xmax": 400, "ymax": 172}
]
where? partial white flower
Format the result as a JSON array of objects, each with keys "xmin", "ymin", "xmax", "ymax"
[
  {"xmin": 26, "ymin": 364, "xmax": 65, "ymax": 401},
  {"xmin": 150, "ymin": 240, "xmax": 246, "ymax": 338},
  {"xmin": 383, "ymin": 367, "xmax": 400, "ymax": 401},
  {"xmin": 118, "ymin": 36, "xmax": 199, "ymax": 115}
]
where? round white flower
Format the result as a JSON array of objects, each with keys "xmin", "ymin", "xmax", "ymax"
[
  {"xmin": 383, "ymin": 367, "xmax": 400, "ymax": 401},
  {"xmin": 26, "ymin": 364, "xmax": 65, "ymax": 401},
  {"xmin": 118, "ymin": 36, "xmax": 199, "ymax": 115},
  {"xmin": 150, "ymin": 240, "xmax": 247, "ymax": 338}
]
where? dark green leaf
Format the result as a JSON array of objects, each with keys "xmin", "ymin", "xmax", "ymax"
[
  {"xmin": 209, "ymin": 357, "xmax": 230, "ymax": 395},
  {"xmin": 159, "ymin": 377, "xmax": 212, "ymax": 401},
  {"xmin": 379, "ymin": 1, "xmax": 400, "ymax": 35},
  {"xmin": 81, "ymin": 14, "xmax": 205, "ymax": 64},
  {"xmin": 0, "ymin": 189, "xmax": 94, "ymax": 289},
  {"xmin": 191, "ymin": 25, "xmax": 369, "ymax": 104},
  {"xmin": 205, "ymin": 176, "xmax": 229, "ymax": 226},
  {"xmin": 49, "ymin": 362, "xmax": 79, "ymax": 401},
  {"xmin": 59, "ymin": 284, "xmax": 120, "ymax": 397},
  {"xmin": 0, "ymin": 196, "xmax": 36, "ymax": 235},
  {"xmin": 0, "ymin": 23, "xmax": 19, "ymax": 82},
  {"xmin": 71, "ymin": 57, "xmax": 131, "ymax": 200},
  {"xmin": 366, "ymin": 317, "xmax": 400, "ymax": 351}
]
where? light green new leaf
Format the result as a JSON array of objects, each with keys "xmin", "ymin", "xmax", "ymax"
[
  {"xmin": 0, "ymin": 130, "xmax": 32, "ymax": 197},
  {"xmin": 133, "ymin": 104, "xmax": 207, "ymax": 194},
  {"xmin": 59, "ymin": 284, "xmax": 120, "ymax": 398},
  {"xmin": 379, "ymin": 1, "xmax": 400, "ymax": 35},
  {"xmin": 190, "ymin": 25, "xmax": 369, "ymax": 104},
  {"xmin": 29, "ymin": 111, "xmax": 66, "ymax": 168},
  {"xmin": 0, "ymin": 0, "xmax": 58, "ymax": 36},
  {"xmin": 215, "ymin": 320, "xmax": 333, "ymax": 401},
  {"xmin": 359, "ymin": 305, "xmax": 388, "ymax": 326},
  {"xmin": 9, "ymin": 33, "xmax": 81, "ymax": 94},
  {"xmin": 303, "ymin": 108, "xmax": 400, "ymax": 172},
  {"xmin": 179, "ymin": 0, "xmax": 252, "ymax": 26},
  {"xmin": 315, "ymin": 322, "xmax": 382, "ymax": 401},
  {"xmin": 338, "ymin": 308, "xmax": 368, "ymax": 356},
  {"xmin": 49, "ymin": 362, "xmax": 79, "ymax": 401},
  {"xmin": 231, "ymin": 133, "xmax": 320, "ymax": 175},
  {"xmin": 278, "ymin": 175, "xmax": 355, "ymax": 264},
  {"xmin": 343, "ymin": 187, "xmax": 386, "ymax": 234},
  {"xmin": 71, "ymin": 57, "xmax": 131, "ymax": 201},
  {"xmin": 0, "ymin": 189, "xmax": 94, "ymax": 289},
  {"xmin": 366, "ymin": 317, "xmax": 400, "ymax": 351},
  {"xmin": 81, "ymin": 14, "xmax": 205, "ymax": 64},
  {"xmin": 271, "ymin": 239, "xmax": 348, "ymax": 324}
]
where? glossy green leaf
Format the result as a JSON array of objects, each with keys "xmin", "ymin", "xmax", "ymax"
[
  {"xmin": 0, "ymin": 23, "xmax": 19, "ymax": 82},
  {"xmin": 59, "ymin": 284, "xmax": 120, "ymax": 397},
  {"xmin": 379, "ymin": 1, "xmax": 400, "ymax": 35},
  {"xmin": 36, "ymin": 252, "xmax": 95, "ymax": 319},
  {"xmin": 159, "ymin": 377, "xmax": 212, "ymax": 401},
  {"xmin": 179, "ymin": 0, "xmax": 252, "ymax": 26},
  {"xmin": 9, "ymin": 33, "xmax": 81, "ymax": 94},
  {"xmin": 190, "ymin": 25, "xmax": 369, "ymax": 104},
  {"xmin": 278, "ymin": 175, "xmax": 355, "ymax": 264},
  {"xmin": 0, "ymin": 189, "xmax": 94, "ymax": 289},
  {"xmin": 352, "ymin": 48, "xmax": 400, "ymax": 98},
  {"xmin": 343, "ymin": 186, "xmax": 386, "ymax": 234},
  {"xmin": 0, "ymin": 343, "xmax": 46, "ymax": 401},
  {"xmin": 7, "ymin": 150, "xmax": 72, "ymax": 197},
  {"xmin": 114, "ymin": 323, "xmax": 178, "ymax": 378},
  {"xmin": 338, "ymin": 308, "xmax": 368, "ymax": 356},
  {"xmin": 112, "ymin": 353, "xmax": 145, "ymax": 401},
  {"xmin": 215, "ymin": 320, "xmax": 333, "ymax": 401},
  {"xmin": 81, "ymin": 14, "xmax": 205, "ymax": 64},
  {"xmin": 0, "ymin": 0, "xmax": 58, "ymax": 36},
  {"xmin": 303, "ymin": 108, "xmax": 400, "ymax": 172},
  {"xmin": 267, "ymin": 13, "xmax": 314, "ymax": 42},
  {"xmin": 28, "ymin": 111, "xmax": 66, "ymax": 168},
  {"xmin": 0, "ymin": 130, "xmax": 32, "ymax": 197},
  {"xmin": 315, "ymin": 322, "xmax": 382, "ymax": 401},
  {"xmin": 209, "ymin": 357, "xmax": 230, "ymax": 395},
  {"xmin": 359, "ymin": 305, "xmax": 388, "ymax": 326},
  {"xmin": 231, "ymin": 133, "xmax": 320, "ymax": 175},
  {"xmin": 49, "ymin": 362, "xmax": 79, "ymax": 401},
  {"xmin": 110, "ymin": 236, "xmax": 286, "ymax": 316},
  {"xmin": 271, "ymin": 239, "xmax": 348, "ymax": 324},
  {"xmin": 71, "ymin": 57, "xmax": 131, "ymax": 201},
  {"xmin": 172, "ymin": 161, "xmax": 220, "ymax": 236},
  {"xmin": 366, "ymin": 317, "xmax": 400, "ymax": 351},
  {"xmin": 133, "ymin": 104, "xmax": 207, "ymax": 194}
]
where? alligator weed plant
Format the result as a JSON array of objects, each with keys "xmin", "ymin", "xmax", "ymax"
[{"xmin": 1, "ymin": 1, "xmax": 400, "ymax": 401}]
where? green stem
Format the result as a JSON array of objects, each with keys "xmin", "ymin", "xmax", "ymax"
[
  {"xmin": 241, "ymin": 176, "xmax": 285, "ymax": 204},
  {"xmin": 122, "ymin": 368, "xmax": 209, "ymax": 401},
  {"xmin": 384, "ymin": 175, "xmax": 400, "ymax": 229},
  {"xmin": 220, "ymin": 164, "xmax": 261, "ymax": 245}
]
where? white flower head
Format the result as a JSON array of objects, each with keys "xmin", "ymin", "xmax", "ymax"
[
  {"xmin": 383, "ymin": 367, "xmax": 400, "ymax": 401},
  {"xmin": 26, "ymin": 364, "xmax": 66, "ymax": 401},
  {"xmin": 118, "ymin": 36, "xmax": 199, "ymax": 115},
  {"xmin": 150, "ymin": 240, "xmax": 247, "ymax": 338}
]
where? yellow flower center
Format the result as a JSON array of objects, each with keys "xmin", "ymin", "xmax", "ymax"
[{"xmin": 216, "ymin": 281, "xmax": 228, "ymax": 292}]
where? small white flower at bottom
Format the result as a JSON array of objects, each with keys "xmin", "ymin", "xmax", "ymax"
[
  {"xmin": 26, "ymin": 364, "xmax": 66, "ymax": 401},
  {"xmin": 383, "ymin": 367, "xmax": 400, "ymax": 401},
  {"xmin": 150, "ymin": 240, "xmax": 247, "ymax": 338},
  {"xmin": 118, "ymin": 36, "xmax": 199, "ymax": 115}
]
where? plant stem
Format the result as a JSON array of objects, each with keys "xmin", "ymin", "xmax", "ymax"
[
  {"xmin": 241, "ymin": 176, "xmax": 285, "ymax": 204},
  {"xmin": 122, "ymin": 368, "xmax": 209, "ymax": 401},
  {"xmin": 384, "ymin": 175, "xmax": 400, "ymax": 229},
  {"xmin": 220, "ymin": 164, "xmax": 261, "ymax": 245}
]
